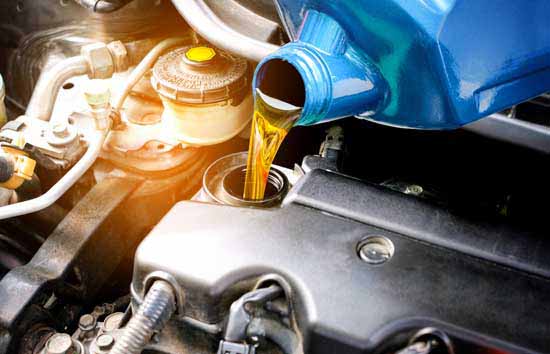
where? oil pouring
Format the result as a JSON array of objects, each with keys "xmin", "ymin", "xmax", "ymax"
[{"xmin": 243, "ymin": 89, "xmax": 301, "ymax": 200}]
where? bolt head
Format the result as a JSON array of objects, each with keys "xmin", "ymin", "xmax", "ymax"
[
  {"xmin": 357, "ymin": 236, "xmax": 395, "ymax": 265},
  {"xmin": 96, "ymin": 334, "xmax": 114, "ymax": 350},
  {"xmin": 46, "ymin": 119, "xmax": 78, "ymax": 146},
  {"xmin": 81, "ymin": 42, "xmax": 114, "ymax": 79},
  {"xmin": 51, "ymin": 122, "xmax": 69, "ymax": 137},
  {"xmin": 45, "ymin": 333, "xmax": 73, "ymax": 354},
  {"xmin": 103, "ymin": 312, "xmax": 124, "ymax": 332},
  {"xmin": 78, "ymin": 314, "xmax": 96, "ymax": 331},
  {"xmin": 404, "ymin": 184, "xmax": 424, "ymax": 196}
]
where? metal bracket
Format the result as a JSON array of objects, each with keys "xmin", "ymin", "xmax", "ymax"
[{"xmin": 216, "ymin": 340, "xmax": 256, "ymax": 354}]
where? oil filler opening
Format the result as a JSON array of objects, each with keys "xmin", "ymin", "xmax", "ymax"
[
  {"xmin": 224, "ymin": 166, "xmax": 287, "ymax": 204},
  {"xmin": 198, "ymin": 152, "xmax": 290, "ymax": 208},
  {"xmin": 256, "ymin": 59, "xmax": 306, "ymax": 108}
]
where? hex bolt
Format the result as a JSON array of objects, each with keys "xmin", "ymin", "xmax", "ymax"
[
  {"xmin": 96, "ymin": 334, "xmax": 115, "ymax": 351},
  {"xmin": 51, "ymin": 122, "xmax": 69, "ymax": 138},
  {"xmin": 78, "ymin": 314, "xmax": 96, "ymax": 332},
  {"xmin": 45, "ymin": 333, "xmax": 73, "ymax": 354},
  {"xmin": 46, "ymin": 119, "xmax": 78, "ymax": 147}
]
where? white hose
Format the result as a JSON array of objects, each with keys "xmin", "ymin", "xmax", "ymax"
[{"xmin": 113, "ymin": 37, "xmax": 192, "ymax": 112}]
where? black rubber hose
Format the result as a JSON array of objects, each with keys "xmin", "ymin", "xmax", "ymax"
[
  {"xmin": 109, "ymin": 280, "xmax": 176, "ymax": 354},
  {"xmin": 73, "ymin": 0, "xmax": 132, "ymax": 13},
  {"xmin": 247, "ymin": 317, "xmax": 303, "ymax": 354}
]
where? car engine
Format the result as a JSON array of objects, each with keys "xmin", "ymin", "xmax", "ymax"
[{"xmin": 0, "ymin": 1, "xmax": 549, "ymax": 353}]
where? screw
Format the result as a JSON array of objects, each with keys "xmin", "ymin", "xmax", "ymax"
[
  {"xmin": 78, "ymin": 314, "xmax": 96, "ymax": 331},
  {"xmin": 358, "ymin": 236, "xmax": 395, "ymax": 265},
  {"xmin": 96, "ymin": 334, "xmax": 115, "ymax": 351},
  {"xmin": 45, "ymin": 333, "xmax": 73, "ymax": 354},
  {"xmin": 404, "ymin": 184, "xmax": 423, "ymax": 196},
  {"xmin": 51, "ymin": 122, "xmax": 69, "ymax": 138}
]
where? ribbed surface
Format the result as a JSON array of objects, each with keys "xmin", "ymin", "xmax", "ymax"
[
  {"xmin": 152, "ymin": 45, "xmax": 248, "ymax": 103},
  {"xmin": 110, "ymin": 281, "xmax": 175, "ymax": 354}
]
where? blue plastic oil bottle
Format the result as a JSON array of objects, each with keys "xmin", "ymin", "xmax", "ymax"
[{"xmin": 253, "ymin": 0, "xmax": 550, "ymax": 129}]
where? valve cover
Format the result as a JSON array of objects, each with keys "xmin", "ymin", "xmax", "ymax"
[{"xmin": 133, "ymin": 170, "xmax": 550, "ymax": 353}]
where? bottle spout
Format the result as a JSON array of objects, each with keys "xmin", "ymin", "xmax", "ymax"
[
  {"xmin": 255, "ymin": 88, "xmax": 302, "ymax": 116},
  {"xmin": 253, "ymin": 10, "xmax": 387, "ymax": 126}
]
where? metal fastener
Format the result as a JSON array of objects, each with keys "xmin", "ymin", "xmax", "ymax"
[
  {"xmin": 96, "ymin": 334, "xmax": 115, "ymax": 351},
  {"xmin": 46, "ymin": 120, "xmax": 78, "ymax": 146},
  {"xmin": 51, "ymin": 122, "xmax": 69, "ymax": 138},
  {"xmin": 78, "ymin": 314, "xmax": 96, "ymax": 331},
  {"xmin": 45, "ymin": 333, "xmax": 73, "ymax": 354},
  {"xmin": 103, "ymin": 312, "xmax": 124, "ymax": 332},
  {"xmin": 81, "ymin": 42, "xmax": 114, "ymax": 79},
  {"xmin": 357, "ymin": 236, "xmax": 395, "ymax": 265},
  {"xmin": 404, "ymin": 184, "xmax": 424, "ymax": 196}
]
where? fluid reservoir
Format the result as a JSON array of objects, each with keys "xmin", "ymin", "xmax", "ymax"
[{"xmin": 152, "ymin": 45, "xmax": 252, "ymax": 145}]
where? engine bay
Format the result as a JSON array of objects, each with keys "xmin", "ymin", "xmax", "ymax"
[{"xmin": 0, "ymin": 1, "xmax": 549, "ymax": 353}]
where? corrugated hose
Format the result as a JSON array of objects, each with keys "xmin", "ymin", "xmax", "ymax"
[{"xmin": 109, "ymin": 280, "xmax": 176, "ymax": 354}]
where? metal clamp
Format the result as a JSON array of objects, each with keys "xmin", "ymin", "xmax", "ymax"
[{"xmin": 216, "ymin": 340, "xmax": 256, "ymax": 354}]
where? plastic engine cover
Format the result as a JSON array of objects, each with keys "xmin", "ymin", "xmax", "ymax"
[{"xmin": 133, "ymin": 170, "xmax": 550, "ymax": 354}]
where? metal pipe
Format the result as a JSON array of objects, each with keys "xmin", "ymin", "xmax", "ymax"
[
  {"xmin": 26, "ymin": 56, "xmax": 90, "ymax": 121},
  {"xmin": 6, "ymin": 38, "xmax": 188, "ymax": 219},
  {"xmin": 0, "ymin": 122, "xmax": 109, "ymax": 220},
  {"xmin": 113, "ymin": 37, "xmax": 192, "ymax": 112},
  {"xmin": 464, "ymin": 113, "xmax": 550, "ymax": 154},
  {"xmin": 170, "ymin": 0, "xmax": 280, "ymax": 62}
]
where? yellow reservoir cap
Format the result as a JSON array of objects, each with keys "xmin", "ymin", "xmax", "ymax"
[{"xmin": 185, "ymin": 46, "xmax": 216, "ymax": 63}]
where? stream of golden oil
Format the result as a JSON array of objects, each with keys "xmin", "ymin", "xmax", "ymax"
[{"xmin": 243, "ymin": 90, "xmax": 301, "ymax": 200}]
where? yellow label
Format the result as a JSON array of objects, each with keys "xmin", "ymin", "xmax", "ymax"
[{"xmin": 185, "ymin": 46, "xmax": 216, "ymax": 63}]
